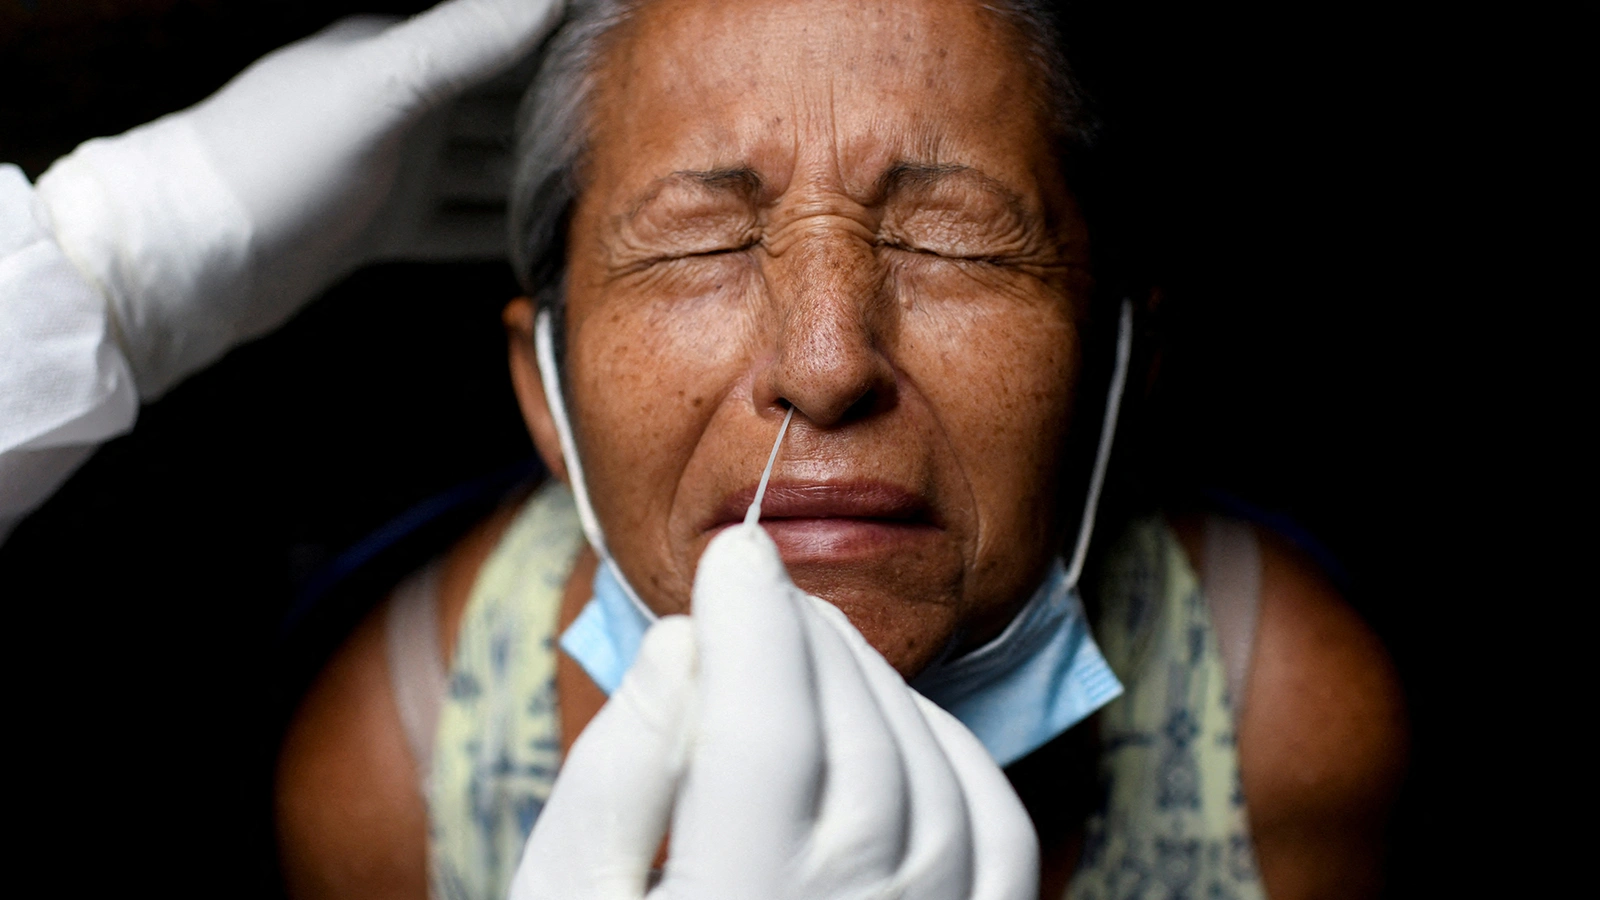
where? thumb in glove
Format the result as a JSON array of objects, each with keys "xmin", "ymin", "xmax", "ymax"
[{"xmin": 508, "ymin": 614, "xmax": 696, "ymax": 900}]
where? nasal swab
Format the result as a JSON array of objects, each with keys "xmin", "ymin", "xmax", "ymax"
[{"xmin": 744, "ymin": 406, "xmax": 796, "ymax": 527}]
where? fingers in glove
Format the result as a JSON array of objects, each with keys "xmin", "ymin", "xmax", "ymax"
[
  {"xmin": 509, "ymin": 616, "xmax": 696, "ymax": 900},
  {"xmin": 912, "ymin": 694, "xmax": 1042, "ymax": 900},
  {"xmin": 792, "ymin": 601, "xmax": 911, "ymax": 891},
  {"xmin": 803, "ymin": 597, "xmax": 975, "ymax": 900},
  {"xmin": 309, "ymin": 15, "xmax": 398, "ymax": 45},
  {"xmin": 668, "ymin": 525, "xmax": 825, "ymax": 894},
  {"xmin": 381, "ymin": 0, "xmax": 566, "ymax": 103}
]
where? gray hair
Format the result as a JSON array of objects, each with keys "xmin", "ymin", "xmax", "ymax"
[{"xmin": 507, "ymin": 0, "xmax": 1097, "ymax": 327}]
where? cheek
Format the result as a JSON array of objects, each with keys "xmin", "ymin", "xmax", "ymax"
[
  {"xmin": 895, "ymin": 264, "xmax": 1080, "ymax": 551},
  {"xmin": 564, "ymin": 259, "xmax": 764, "ymax": 586}
]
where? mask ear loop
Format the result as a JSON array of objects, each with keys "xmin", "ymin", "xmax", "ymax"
[
  {"xmin": 535, "ymin": 308, "xmax": 608, "ymax": 558},
  {"xmin": 1063, "ymin": 298, "xmax": 1134, "ymax": 591},
  {"xmin": 535, "ymin": 308, "xmax": 654, "ymax": 615}
]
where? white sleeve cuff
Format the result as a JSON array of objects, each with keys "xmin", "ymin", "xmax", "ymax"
[
  {"xmin": 34, "ymin": 116, "xmax": 255, "ymax": 399},
  {"xmin": 0, "ymin": 164, "xmax": 139, "ymax": 532}
]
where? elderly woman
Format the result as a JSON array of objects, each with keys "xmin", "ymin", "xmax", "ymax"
[{"xmin": 269, "ymin": 1, "xmax": 1406, "ymax": 898}]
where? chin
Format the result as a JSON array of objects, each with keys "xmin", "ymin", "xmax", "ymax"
[{"xmin": 794, "ymin": 580, "xmax": 963, "ymax": 679}]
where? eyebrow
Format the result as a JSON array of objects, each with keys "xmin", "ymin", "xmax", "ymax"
[
  {"xmin": 878, "ymin": 161, "xmax": 1029, "ymax": 214},
  {"xmin": 623, "ymin": 167, "xmax": 764, "ymax": 222},
  {"xmin": 879, "ymin": 161, "xmax": 971, "ymax": 194},
  {"xmin": 678, "ymin": 166, "xmax": 764, "ymax": 194}
]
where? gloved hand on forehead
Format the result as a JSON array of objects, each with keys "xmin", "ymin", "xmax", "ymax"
[
  {"xmin": 510, "ymin": 523, "xmax": 1041, "ymax": 900},
  {"xmin": 33, "ymin": 0, "xmax": 563, "ymax": 399}
]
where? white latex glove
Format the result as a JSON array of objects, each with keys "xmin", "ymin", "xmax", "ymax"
[
  {"xmin": 32, "ymin": 0, "xmax": 562, "ymax": 398},
  {"xmin": 510, "ymin": 524, "xmax": 1040, "ymax": 900}
]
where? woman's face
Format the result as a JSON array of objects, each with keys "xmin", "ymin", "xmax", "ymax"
[{"xmin": 528, "ymin": 0, "xmax": 1092, "ymax": 676}]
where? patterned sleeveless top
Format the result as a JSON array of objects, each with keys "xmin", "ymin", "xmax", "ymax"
[
  {"xmin": 1067, "ymin": 519, "xmax": 1265, "ymax": 900},
  {"xmin": 427, "ymin": 482, "xmax": 1265, "ymax": 900}
]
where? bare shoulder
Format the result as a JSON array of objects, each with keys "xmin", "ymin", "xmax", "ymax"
[
  {"xmin": 275, "ymin": 495, "xmax": 528, "ymax": 900},
  {"xmin": 275, "ymin": 597, "xmax": 430, "ymax": 900},
  {"xmin": 1174, "ymin": 515, "xmax": 1408, "ymax": 900}
]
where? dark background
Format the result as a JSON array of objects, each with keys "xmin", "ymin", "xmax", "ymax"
[{"xmin": 1, "ymin": 1, "xmax": 1547, "ymax": 896}]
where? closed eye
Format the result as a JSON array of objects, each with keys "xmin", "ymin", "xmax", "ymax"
[
  {"xmin": 876, "ymin": 237, "xmax": 1013, "ymax": 267},
  {"xmin": 697, "ymin": 239, "xmax": 760, "ymax": 257},
  {"xmin": 628, "ymin": 239, "xmax": 759, "ymax": 270}
]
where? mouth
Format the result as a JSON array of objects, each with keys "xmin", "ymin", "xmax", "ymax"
[{"xmin": 706, "ymin": 480, "xmax": 940, "ymax": 562}]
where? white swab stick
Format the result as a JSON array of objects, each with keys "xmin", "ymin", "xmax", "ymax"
[{"xmin": 745, "ymin": 406, "xmax": 796, "ymax": 527}]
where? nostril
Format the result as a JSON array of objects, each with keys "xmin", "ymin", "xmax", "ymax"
[{"xmin": 841, "ymin": 381, "xmax": 895, "ymax": 422}]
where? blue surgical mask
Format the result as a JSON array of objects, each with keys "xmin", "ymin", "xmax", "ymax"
[
  {"xmin": 537, "ymin": 301, "xmax": 1134, "ymax": 768},
  {"xmin": 909, "ymin": 558, "xmax": 1120, "ymax": 765},
  {"xmin": 557, "ymin": 556, "xmax": 653, "ymax": 697}
]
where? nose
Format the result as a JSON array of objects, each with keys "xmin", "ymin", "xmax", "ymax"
[{"xmin": 756, "ymin": 229, "xmax": 898, "ymax": 428}]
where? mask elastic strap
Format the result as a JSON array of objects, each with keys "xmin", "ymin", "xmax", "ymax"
[
  {"xmin": 1063, "ymin": 299, "xmax": 1134, "ymax": 591},
  {"xmin": 534, "ymin": 309, "xmax": 654, "ymax": 615}
]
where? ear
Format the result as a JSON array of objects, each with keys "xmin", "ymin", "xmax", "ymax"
[{"xmin": 504, "ymin": 297, "xmax": 570, "ymax": 484}]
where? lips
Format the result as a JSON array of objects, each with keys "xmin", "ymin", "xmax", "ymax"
[{"xmin": 706, "ymin": 480, "xmax": 939, "ymax": 562}]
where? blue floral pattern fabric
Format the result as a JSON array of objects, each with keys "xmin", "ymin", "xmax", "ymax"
[
  {"xmin": 1066, "ymin": 518, "xmax": 1265, "ymax": 900},
  {"xmin": 427, "ymin": 482, "xmax": 584, "ymax": 900}
]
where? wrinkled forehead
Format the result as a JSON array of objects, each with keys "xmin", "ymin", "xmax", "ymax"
[{"xmin": 585, "ymin": 0, "xmax": 1060, "ymax": 207}]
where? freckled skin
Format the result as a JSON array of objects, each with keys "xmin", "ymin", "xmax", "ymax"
[{"xmin": 558, "ymin": 0, "xmax": 1091, "ymax": 676}]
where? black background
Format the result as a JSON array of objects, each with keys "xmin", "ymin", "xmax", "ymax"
[{"xmin": 1, "ymin": 1, "xmax": 1552, "ymax": 896}]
